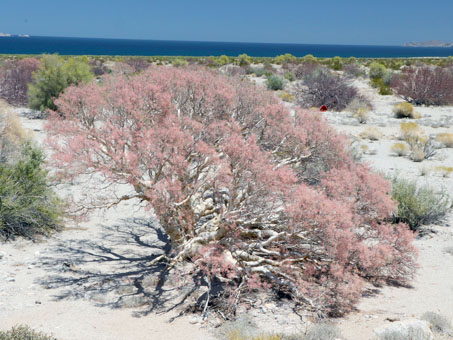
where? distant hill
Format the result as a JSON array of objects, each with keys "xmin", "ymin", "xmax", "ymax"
[{"xmin": 403, "ymin": 40, "xmax": 453, "ymax": 47}]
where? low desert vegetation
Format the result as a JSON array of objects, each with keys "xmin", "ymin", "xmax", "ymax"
[
  {"xmin": 391, "ymin": 177, "xmax": 451, "ymax": 230},
  {"xmin": 360, "ymin": 126, "xmax": 382, "ymax": 140},
  {"xmin": 420, "ymin": 312, "xmax": 452, "ymax": 335},
  {"xmin": 390, "ymin": 142, "xmax": 410, "ymax": 157},
  {"xmin": 266, "ymin": 74, "xmax": 285, "ymax": 90},
  {"xmin": 435, "ymin": 166, "xmax": 453, "ymax": 178},
  {"xmin": 0, "ymin": 58, "xmax": 40, "ymax": 106},
  {"xmin": 45, "ymin": 66, "xmax": 417, "ymax": 316},
  {"xmin": 0, "ymin": 325, "xmax": 58, "ymax": 340},
  {"xmin": 296, "ymin": 68, "xmax": 362, "ymax": 111},
  {"xmin": 436, "ymin": 132, "xmax": 453, "ymax": 148},
  {"xmin": 0, "ymin": 101, "xmax": 62, "ymax": 239},
  {"xmin": 346, "ymin": 97, "xmax": 372, "ymax": 123},
  {"xmin": 393, "ymin": 102, "xmax": 419, "ymax": 119},
  {"xmin": 392, "ymin": 65, "xmax": 453, "ymax": 105}
]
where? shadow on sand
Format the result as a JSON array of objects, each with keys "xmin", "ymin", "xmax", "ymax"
[{"xmin": 37, "ymin": 217, "xmax": 197, "ymax": 317}]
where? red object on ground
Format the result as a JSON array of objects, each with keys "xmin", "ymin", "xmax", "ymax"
[{"xmin": 320, "ymin": 105, "xmax": 328, "ymax": 112}]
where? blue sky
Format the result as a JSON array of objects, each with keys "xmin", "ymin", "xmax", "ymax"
[{"xmin": 1, "ymin": 0, "xmax": 452, "ymax": 45}]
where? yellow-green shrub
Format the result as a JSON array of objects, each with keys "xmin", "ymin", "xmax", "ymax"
[
  {"xmin": 400, "ymin": 121, "xmax": 421, "ymax": 141},
  {"xmin": 436, "ymin": 133, "xmax": 453, "ymax": 148},
  {"xmin": 360, "ymin": 127, "xmax": 382, "ymax": 140},
  {"xmin": 391, "ymin": 142, "xmax": 410, "ymax": 156},
  {"xmin": 277, "ymin": 92, "xmax": 294, "ymax": 102},
  {"xmin": 435, "ymin": 166, "xmax": 453, "ymax": 177},
  {"xmin": 393, "ymin": 102, "xmax": 418, "ymax": 118}
]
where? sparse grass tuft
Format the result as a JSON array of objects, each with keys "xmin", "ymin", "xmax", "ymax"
[
  {"xmin": 435, "ymin": 166, "xmax": 453, "ymax": 178},
  {"xmin": 0, "ymin": 325, "xmax": 58, "ymax": 340},
  {"xmin": 420, "ymin": 312, "xmax": 451, "ymax": 334},
  {"xmin": 305, "ymin": 323, "xmax": 341, "ymax": 340},
  {"xmin": 391, "ymin": 142, "xmax": 410, "ymax": 157},
  {"xmin": 360, "ymin": 127, "xmax": 382, "ymax": 141},
  {"xmin": 436, "ymin": 133, "xmax": 453, "ymax": 148}
]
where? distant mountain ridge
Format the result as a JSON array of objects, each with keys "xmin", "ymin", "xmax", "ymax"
[{"xmin": 403, "ymin": 40, "xmax": 453, "ymax": 47}]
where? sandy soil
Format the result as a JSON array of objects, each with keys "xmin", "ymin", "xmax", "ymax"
[{"xmin": 1, "ymin": 76, "xmax": 453, "ymax": 340}]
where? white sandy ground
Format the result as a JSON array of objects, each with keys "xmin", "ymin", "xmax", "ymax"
[{"xmin": 0, "ymin": 76, "xmax": 452, "ymax": 340}]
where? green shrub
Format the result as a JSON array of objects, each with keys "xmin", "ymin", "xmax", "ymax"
[
  {"xmin": 393, "ymin": 102, "xmax": 416, "ymax": 118},
  {"xmin": 172, "ymin": 58, "xmax": 188, "ymax": 67},
  {"xmin": 266, "ymin": 75, "xmax": 285, "ymax": 90},
  {"xmin": 238, "ymin": 54, "xmax": 252, "ymax": 67},
  {"xmin": 0, "ymin": 143, "xmax": 62, "ymax": 239},
  {"xmin": 0, "ymin": 325, "xmax": 58, "ymax": 340},
  {"xmin": 284, "ymin": 72, "xmax": 296, "ymax": 82},
  {"xmin": 303, "ymin": 54, "xmax": 318, "ymax": 64},
  {"xmin": 369, "ymin": 62, "xmax": 387, "ymax": 79},
  {"xmin": 330, "ymin": 56, "xmax": 343, "ymax": 70},
  {"xmin": 391, "ymin": 177, "xmax": 451, "ymax": 230},
  {"xmin": 28, "ymin": 55, "xmax": 93, "ymax": 111},
  {"xmin": 217, "ymin": 55, "xmax": 230, "ymax": 66},
  {"xmin": 274, "ymin": 53, "xmax": 297, "ymax": 65}
]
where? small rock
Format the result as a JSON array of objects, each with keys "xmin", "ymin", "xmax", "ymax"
[
  {"xmin": 35, "ymin": 300, "xmax": 42, "ymax": 304},
  {"xmin": 189, "ymin": 315, "xmax": 202, "ymax": 324},
  {"xmin": 6, "ymin": 277, "xmax": 15, "ymax": 282}
]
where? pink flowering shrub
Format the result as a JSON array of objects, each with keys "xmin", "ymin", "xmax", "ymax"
[
  {"xmin": 0, "ymin": 58, "xmax": 40, "ymax": 106},
  {"xmin": 45, "ymin": 66, "xmax": 416, "ymax": 315}
]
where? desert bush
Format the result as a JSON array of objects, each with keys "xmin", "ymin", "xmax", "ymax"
[
  {"xmin": 391, "ymin": 177, "xmax": 451, "ymax": 230},
  {"xmin": 305, "ymin": 323, "xmax": 341, "ymax": 340},
  {"xmin": 124, "ymin": 58, "xmax": 150, "ymax": 73},
  {"xmin": 0, "ymin": 143, "xmax": 62, "ymax": 239},
  {"xmin": 293, "ymin": 62, "xmax": 320, "ymax": 80},
  {"xmin": 405, "ymin": 134, "xmax": 435, "ymax": 162},
  {"xmin": 302, "ymin": 54, "xmax": 317, "ymax": 64},
  {"xmin": 275, "ymin": 53, "xmax": 297, "ymax": 65},
  {"xmin": 436, "ymin": 133, "xmax": 453, "ymax": 148},
  {"xmin": 369, "ymin": 62, "xmax": 387, "ymax": 79},
  {"xmin": 0, "ymin": 325, "xmax": 58, "ymax": 340},
  {"xmin": 284, "ymin": 72, "xmax": 296, "ymax": 82},
  {"xmin": 0, "ymin": 58, "xmax": 40, "ymax": 106},
  {"xmin": 346, "ymin": 97, "xmax": 372, "ymax": 123},
  {"xmin": 28, "ymin": 55, "xmax": 93, "ymax": 111},
  {"xmin": 329, "ymin": 56, "xmax": 343, "ymax": 70},
  {"xmin": 391, "ymin": 142, "xmax": 410, "ymax": 156},
  {"xmin": 46, "ymin": 66, "xmax": 416, "ymax": 315},
  {"xmin": 343, "ymin": 63, "xmax": 364, "ymax": 78},
  {"xmin": 237, "ymin": 54, "xmax": 252, "ymax": 66},
  {"xmin": 297, "ymin": 69, "xmax": 358, "ymax": 111},
  {"xmin": 392, "ymin": 65, "xmax": 453, "ymax": 105},
  {"xmin": 216, "ymin": 55, "xmax": 230, "ymax": 66},
  {"xmin": 247, "ymin": 66, "xmax": 272, "ymax": 77},
  {"xmin": 393, "ymin": 102, "xmax": 418, "ymax": 119},
  {"xmin": 172, "ymin": 58, "xmax": 188, "ymax": 67},
  {"xmin": 420, "ymin": 312, "xmax": 451, "ymax": 334},
  {"xmin": 360, "ymin": 127, "xmax": 382, "ymax": 140},
  {"xmin": 266, "ymin": 74, "xmax": 285, "ymax": 90},
  {"xmin": 89, "ymin": 59, "xmax": 109, "ymax": 76},
  {"xmin": 400, "ymin": 122, "xmax": 421, "ymax": 140}
]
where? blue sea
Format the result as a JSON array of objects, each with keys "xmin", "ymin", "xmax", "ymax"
[{"xmin": 1, "ymin": 36, "xmax": 453, "ymax": 58}]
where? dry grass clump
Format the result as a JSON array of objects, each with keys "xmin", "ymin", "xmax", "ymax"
[
  {"xmin": 0, "ymin": 325, "xmax": 58, "ymax": 340},
  {"xmin": 360, "ymin": 126, "xmax": 382, "ymax": 140},
  {"xmin": 277, "ymin": 91, "xmax": 294, "ymax": 103},
  {"xmin": 227, "ymin": 333, "xmax": 282, "ymax": 340},
  {"xmin": 436, "ymin": 133, "xmax": 453, "ymax": 148},
  {"xmin": 393, "ymin": 102, "xmax": 420, "ymax": 119},
  {"xmin": 305, "ymin": 323, "xmax": 341, "ymax": 340},
  {"xmin": 398, "ymin": 122, "xmax": 434, "ymax": 161},
  {"xmin": 346, "ymin": 97, "xmax": 372, "ymax": 123},
  {"xmin": 400, "ymin": 122, "xmax": 421, "ymax": 141},
  {"xmin": 435, "ymin": 166, "xmax": 453, "ymax": 178},
  {"xmin": 420, "ymin": 312, "xmax": 451, "ymax": 335},
  {"xmin": 391, "ymin": 142, "xmax": 410, "ymax": 156},
  {"xmin": 0, "ymin": 100, "xmax": 28, "ymax": 161}
]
